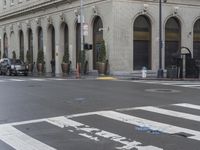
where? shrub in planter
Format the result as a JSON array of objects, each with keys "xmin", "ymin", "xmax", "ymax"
[
  {"xmin": 12, "ymin": 51, "xmax": 16, "ymax": 59},
  {"xmin": 61, "ymin": 47, "xmax": 70, "ymax": 74},
  {"xmin": 97, "ymin": 40, "xmax": 107, "ymax": 75},
  {"xmin": 26, "ymin": 50, "xmax": 33, "ymax": 72},
  {"xmin": 37, "ymin": 50, "xmax": 44, "ymax": 73}
]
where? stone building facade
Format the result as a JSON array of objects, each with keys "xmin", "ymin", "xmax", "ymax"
[{"xmin": 0, "ymin": 0, "xmax": 200, "ymax": 76}]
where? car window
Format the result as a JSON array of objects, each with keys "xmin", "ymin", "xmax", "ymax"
[{"xmin": 11, "ymin": 59, "xmax": 24, "ymax": 65}]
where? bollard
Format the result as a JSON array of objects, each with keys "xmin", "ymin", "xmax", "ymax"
[{"xmin": 141, "ymin": 66, "xmax": 147, "ymax": 78}]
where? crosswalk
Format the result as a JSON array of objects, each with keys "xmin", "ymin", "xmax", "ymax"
[
  {"xmin": 130, "ymin": 80, "xmax": 200, "ymax": 89},
  {"xmin": 0, "ymin": 77, "xmax": 76, "ymax": 83},
  {"xmin": 0, "ymin": 103, "xmax": 200, "ymax": 150}
]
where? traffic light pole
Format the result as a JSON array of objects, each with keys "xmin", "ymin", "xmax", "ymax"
[{"xmin": 157, "ymin": 0, "xmax": 164, "ymax": 78}]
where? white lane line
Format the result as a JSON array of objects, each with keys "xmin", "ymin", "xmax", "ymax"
[
  {"xmin": 0, "ymin": 125, "xmax": 56, "ymax": 150},
  {"xmin": 97, "ymin": 111, "xmax": 200, "ymax": 141},
  {"xmin": 30, "ymin": 78, "xmax": 47, "ymax": 81},
  {"xmin": 134, "ymin": 106, "xmax": 200, "ymax": 122},
  {"xmin": 9, "ymin": 79, "xmax": 26, "ymax": 82},
  {"xmin": 173, "ymin": 103, "xmax": 200, "ymax": 111},
  {"xmin": 177, "ymin": 84, "xmax": 200, "ymax": 87},
  {"xmin": 46, "ymin": 116, "xmax": 162, "ymax": 150}
]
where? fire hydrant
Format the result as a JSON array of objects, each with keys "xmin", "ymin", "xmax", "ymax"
[{"xmin": 141, "ymin": 66, "xmax": 147, "ymax": 78}]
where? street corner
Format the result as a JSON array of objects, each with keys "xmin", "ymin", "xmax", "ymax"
[{"xmin": 96, "ymin": 76, "xmax": 118, "ymax": 80}]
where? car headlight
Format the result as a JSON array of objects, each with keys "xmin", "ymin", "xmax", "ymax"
[{"xmin": 11, "ymin": 65, "xmax": 15, "ymax": 69}]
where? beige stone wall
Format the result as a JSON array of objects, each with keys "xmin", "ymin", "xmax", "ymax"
[{"xmin": 0, "ymin": 0, "xmax": 200, "ymax": 75}]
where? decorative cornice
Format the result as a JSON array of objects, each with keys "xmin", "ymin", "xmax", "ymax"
[{"xmin": 0, "ymin": 0, "xmax": 74, "ymax": 21}]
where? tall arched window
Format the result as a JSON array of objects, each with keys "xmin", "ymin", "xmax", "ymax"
[
  {"xmin": 93, "ymin": 16, "xmax": 103, "ymax": 69},
  {"xmin": 10, "ymin": 31, "xmax": 15, "ymax": 52},
  {"xmin": 133, "ymin": 15, "xmax": 151, "ymax": 70},
  {"xmin": 193, "ymin": 19, "xmax": 200, "ymax": 61},
  {"xmin": 3, "ymin": 33, "xmax": 8, "ymax": 58},
  {"xmin": 64, "ymin": 23, "xmax": 69, "ymax": 53},
  {"xmin": 165, "ymin": 17, "xmax": 181, "ymax": 68},
  {"xmin": 48, "ymin": 25, "xmax": 55, "ymax": 60},
  {"xmin": 76, "ymin": 23, "xmax": 81, "ymax": 63},
  {"xmin": 38, "ymin": 27, "xmax": 43, "ymax": 51},
  {"xmin": 28, "ymin": 28, "xmax": 33, "ymax": 63},
  {"xmin": 19, "ymin": 30, "xmax": 24, "ymax": 60}
]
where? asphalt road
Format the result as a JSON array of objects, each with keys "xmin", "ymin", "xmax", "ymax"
[{"xmin": 0, "ymin": 76, "xmax": 200, "ymax": 150}]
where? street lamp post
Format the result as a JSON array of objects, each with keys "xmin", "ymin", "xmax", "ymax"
[
  {"xmin": 157, "ymin": 0, "xmax": 164, "ymax": 78},
  {"xmin": 78, "ymin": 0, "xmax": 84, "ymax": 77}
]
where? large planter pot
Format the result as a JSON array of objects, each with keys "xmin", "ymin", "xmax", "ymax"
[
  {"xmin": 28, "ymin": 63, "xmax": 33, "ymax": 72},
  {"xmin": 61, "ymin": 63, "xmax": 69, "ymax": 74},
  {"xmin": 37, "ymin": 63, "xmax": 43, "ymax": 73},
  {"xmin": 97, "ymin": 62, "xmax": 106, "ymax": 75}
]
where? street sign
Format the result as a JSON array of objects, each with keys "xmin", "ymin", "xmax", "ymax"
[{"xmin": 83, "ymin": 23, "xmax": 88, "ymax": 36}]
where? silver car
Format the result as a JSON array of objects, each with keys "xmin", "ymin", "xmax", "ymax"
[{"xmin": 0, "ymin": 58, "xmax": 28, "ymax": 76}]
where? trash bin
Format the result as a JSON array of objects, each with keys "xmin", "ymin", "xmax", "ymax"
[{"xmin": 167, "ymin": 65, "xmax": 177, "ymax": 78}]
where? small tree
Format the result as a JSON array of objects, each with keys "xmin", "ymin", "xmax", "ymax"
[
  {"xmin": 3, "ymin": 52, "xmax": 6, "ymax": 58},
  {"xmin": 26, "ymin": 50, "xmax": 32, "ymax": 64},
  {"xmin": 12, "ymin": 51, "xmax": 16, "ymax": 59},
  {"xmin": 19, "ymin": 50, "xmax": 24, "ymax": 61},
  {"xmin": 98, "ymin": 40, "xmax": 106, "ymax": 63},
  {"xmin": 62, "ymin": 47, "xmax": 69, "ymax": 63},
  {"xmin": 37, "ymin": 50, "xmax": 44, "ymax": 64}
]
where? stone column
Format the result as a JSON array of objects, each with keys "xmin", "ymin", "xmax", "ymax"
[
  {"xmin": 32, "ymin": 24, "xmax": 38, "ymax": 69},
  {"xmin": 54, "ymin": 19, "xmax": 62, "ymax": 75}
]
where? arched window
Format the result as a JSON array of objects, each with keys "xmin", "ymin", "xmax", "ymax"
[
  {"xmin": 93, "ymin": 16, "xmax": 103, "ymax": 69},
  {"xmin": 38, "ymin": 27, "xmax": 43, "ymax": 51},
  {"xmin": 28, "ymin": 28, "xmax": 33, "ymax": 63},
  {"xmin": 64, "ymin": 23, "xmax": 69, "ymax": 53},
  {"xmin": 19, "ymin": 30, "xmax": 24, "ymax": 60},
  {"xmin": 193, "ymin": 19, "xmax": 200, "ymax": 60},
  {"xmin": 10, "ymin": 31, "xmax": 15, "ymax": 53},
  {"xmin": 48, "ymin": 25, "xmax": 55, "ymax": 60},
  {"xmin": 133, "ymin": 15, "xmax": 151, "ymax": 70},
  {"xmin": 165, "ymin": 17, "xmax": 181, "ymax": 68},
  {"xmin": 3, "ymin": 33, "xmax": 8, "ymax": 58}
]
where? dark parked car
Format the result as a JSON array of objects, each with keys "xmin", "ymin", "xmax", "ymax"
[{"xmin": 0, "ymin": 58, "xmax": 28, "ymax": 76}]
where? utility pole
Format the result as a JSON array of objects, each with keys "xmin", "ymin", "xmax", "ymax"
[
  {"xmin": 80, "ymin": 0, "xmax": 84, "ymax": 74},
  {"xmin": 157, "ymin": 0, "xmax": 164, "ymax": 78}
]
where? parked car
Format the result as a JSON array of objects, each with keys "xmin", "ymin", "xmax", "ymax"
[{"xmin": 0, "ymin": 58, "xmax": 28, "ymax": 76}]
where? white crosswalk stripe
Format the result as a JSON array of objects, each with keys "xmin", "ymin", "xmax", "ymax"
[
  {"xmin": 1, "ymin": 103, "xmax": 200, "ymax": 149},
  {"xmin": 0, "ymin": 125, "xmax": 56, "ymax": 150},
  {"xmin": 0, "ymin": 78, "xmax": 70, "ymax": 83},
  {"xmin": 131, "ymin": 80, "xmax": 200, "ymax": 89}
]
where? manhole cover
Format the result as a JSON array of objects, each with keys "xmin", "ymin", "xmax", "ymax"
[{"xmin": 145, "ymin": 89, "xmax": 180, "ymax": 93}]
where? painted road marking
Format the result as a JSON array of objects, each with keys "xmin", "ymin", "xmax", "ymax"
[
  {"xmin": 0, "ymin": 125, "xmax": 56, "ymax": 150},
  {"xmin": 0, "ymin": 103, "xmax": 200, "ymax": 149},
  {"xmin": 173, "ymin": 103, "xmax": 200, "ymax": 111},
  {"xmin": 131, "ymin": 80, "xmax": 200, "ymax": 89},
  {"xmin": 96, "ymin": 111, "xmax": 200, "ymax": 141},
  {"xmin": 134, "ymin": 106, "xmax": 200, "ymax": 122},
  {"xmin": 46, "ymin": 116, "xmax": 162, "ymax": 150},
  {"xmin": 9, "ymin": 79, "xmax": 26, "ymax": 82}
]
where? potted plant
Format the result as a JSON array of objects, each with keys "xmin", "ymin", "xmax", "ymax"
[
  {"xmin": 37, "ymin": 50, "xmax": 44, "ymax": 73},
  {"xmin": 3, "ymin": 52, "xmax": 7, "ymax": 58},
  {"xmin": 12, "ymin": 51, "xmax": 16, "ymax": 59},
  {"xmin": 26, "ymin": 50, "xmax": 33, "ymax": 72},
  {"xmin": 19, "ymin": 50, "xmax": 24, "ymax": 61},
  {"xmin": 97, "ymin": 40, "xmax": 107, "ymax": 75},
  {"xmin": 61, "ymin": 47, "xmax": 70, "ymax": 74}
]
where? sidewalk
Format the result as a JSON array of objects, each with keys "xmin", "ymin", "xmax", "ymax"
[{"xmin": 28, "ymin": 72, "xmax": 200, "ymax": 81}]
